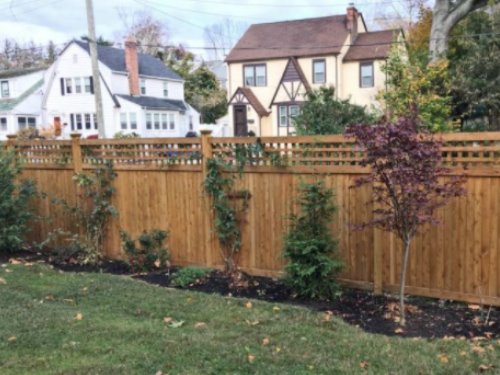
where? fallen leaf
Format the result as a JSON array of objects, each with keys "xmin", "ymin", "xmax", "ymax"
[
  {"xmin": 74, "ymin": 313, "xmax": 83, "ymax": 321},
  {"xmin": 468, "ymin": 304, "xmax": 481, "ymax": 310},
  {"xmin": 359, "ymin": 360, "xmax": 369, "ymax": 369},
  {"xmin": 8, "ymin": 258, "xmax": 21, "ymax": 265},
  {"xmin": 479, "ymin": 364, "xmax": 494, "ymax": 372},
  {"xmin": 275, "ymin": 346, "xmax": 281, "ymax": 353},
  {"xmin": 247, "ymin": 354, "xmax": 256, "ymax": 363},
  {"xmin": 443, "ymin": 336, "xmax": 454, "ymax": 341},
  {"xmin": 163, "ymin": 317, "xmax": 173, "ymax": 324},
  {"xmin": 438, "ymin": 354, "xmax": 449, "ymax": 364},
  {"xmin": 0, "ymin": 277, "xmax": 6, "ymax": 285},
  {"xmin": 155, "ymin": 371, "xmax": 164, "ymax": 375},
  {"xmin": 394, "ymin": 328, "xmax": 404, "ymax": 334},
  {"xmin": 45, "ymin": 295, "xmax": 55, "ymax": 301},
  {"xmin": 169, "ymin": 320, "xmax": 185, "ymax": 328},
  {"xmin": 4, "ymin": 269, "xmax": 12, "ymax": 273},
  {"xmin": 24, "ymin": 262, "xmax": 33, "ymax": 267},
  {"xmin": 323, "ymin": 311, "xmax": 333, "ymax": 322},
  {"xmin": 7, "ymin": 336, "xmax": 16, "ymax": 342},
  {"xmin": 484, "ymin": 332, "xmax": 494, "ymax": 340},
  {"xmin": 460, "ymin": 351, "xmax": 467, "ymax": 356},
  {"xmin": 194, "ymin": 322, "xmax": 207, "ymax": 329},
  {"xmin": 62, "ymin": 299, "xmax": 75, "ymax": 305},
  {"xmin": 273, "ymin": 306, "xmax": 280, "ymax": 313},
  {"xmin": 245, "ymin": 302, "xmax": 253, "ymax": 309},
  {"xmin": 154, "ymin": 259, "xmax": 161, "ymax": 268},
  {"xmin": 262, "ymin": 337, "xmax": 270, "ymax": 346},
  {"xmin": 472, "ymin": 345, "xmax": 486, "ymax": 354},
  {"xmin": 245, "ymin": 319, "xmax": 260, "ymax": 326}
]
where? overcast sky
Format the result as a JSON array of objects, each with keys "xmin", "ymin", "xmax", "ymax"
[{"xmin": 0, "ymin": 0, "xmax": 416, "ymax": 55}]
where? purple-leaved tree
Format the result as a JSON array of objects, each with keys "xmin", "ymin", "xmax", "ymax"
[{"xmin": 346, "ymin": 117, "xmax": 465, "ymax": 326}]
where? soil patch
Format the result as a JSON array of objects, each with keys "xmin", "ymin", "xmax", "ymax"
[{"xmin": 3, "ymin": 251, "xmax": 498, "ymax": 340}]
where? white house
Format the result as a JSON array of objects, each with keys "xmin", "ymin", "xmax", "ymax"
[
  {"xmin": 42, "ymin": 39, "xmax": 200, "ymax": 138},
  {"xmin": 0, "ymin": 67, "xmax": 45, "ymax": 140}
]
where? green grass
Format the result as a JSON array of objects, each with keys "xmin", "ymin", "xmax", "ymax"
[{"xmin": 0, "ymin": 263, "xmax": 498, "ymax": 374}]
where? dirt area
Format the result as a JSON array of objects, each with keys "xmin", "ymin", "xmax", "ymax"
[{"xmin": 3, "ymin": 251, "xmax": 499, "ymax": 339}]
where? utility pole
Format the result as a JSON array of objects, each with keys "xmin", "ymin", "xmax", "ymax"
[{"xmin": 85, "ymin": 0, "xmax": 105, "ymax": 138}]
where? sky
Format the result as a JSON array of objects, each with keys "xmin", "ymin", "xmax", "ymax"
[{"xmin": 0, "ymin": 0, "xmax": 415, "ymax": 57}]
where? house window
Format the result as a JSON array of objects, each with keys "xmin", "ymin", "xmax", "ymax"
[
  {"xmin": 84, "ymin": 113, "xmax": 91, "ymax": 129},
  {"xmin": 140, "ymin": 79, "xmax": 146, "ymax": 95},
  {"xmin": 278, "ymin": 104, "xmax": 300, "ymax": 127},
  {"xmin": 169, "ymin": 113, "xmax": 175, "ymax": 130},
  {"xmin": 154, "ymin": 113, "xmax": 160, "ymax": 129},
  {"xmin": 130, "ymin": 113, "xmax": 137, "ymax": 130},
  {"xmin": 146, "ymin": 113, "xmax": 152, "ymax": 130},
  {"xmin": 84, "ymin": 77, "xmax": 92, "ymax": 93},
  {"xmin": 65, "ymin": 78, "xmax": 73, "ymax": 94},
  {"xmin": 0, "ymin": 117, "xmax": 7, "ymax": 131},
  {"xmin": 244, "ymin": 64, "xmax": 266, "ymax": 87},
  {"xmin": 313, "ymin": 59, "xmax": 326, "ymax": 84},
  {"xmin": 75, "ymin": 114, "xmax": 82, "ymax": 130},
  {"xmin": 161, "ymin": 113, "xmax": 168, "ymax": 130},
  {"xmin": 163, "ymin": 82, "xmax": 168, "ymax": 97},
  {"xmin": 1, "ymin": 81, "xmax": 9, "ymax": 98},
  {"xmin": 120, "ymin": 113, "xmax": 128, "ymax": 130},
  {"xmin": 360, "ymin": 62, "xmax": 374, "ymax": 88},
  {"xmin": 18, "ymin": 116, "xmax": 36, "ymax": 129},
  {"xmin": 75, "ymin": 78, "xmax": 82, "ymax": 94}
]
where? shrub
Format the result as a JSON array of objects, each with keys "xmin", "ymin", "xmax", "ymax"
[
  {"xmin": 282, "ymin": 180, "xmax": 343, "ymax": 299},
  {"xmin": 171, "ymin": 267, "xmax": 211, "ymax": 288},
  {"xmin": 120, "ymin": 229, "xmax": 170, "ymax": 272},
  {"xmin": 0, "ymin": 145, "xmax": 37, "ymax": 252},
  {"xmin": 49, "ymin": 162, "xmax": 117, "ymax": 264}
]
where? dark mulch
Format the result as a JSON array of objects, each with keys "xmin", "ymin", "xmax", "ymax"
[{"xmin": 3, "ymin": 251, "xmax": 499, "ymax": 340}]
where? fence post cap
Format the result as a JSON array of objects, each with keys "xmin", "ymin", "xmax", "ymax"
[
  {"xmin": 70, "ymin": 133, "xmax": 82, "ymax": 139},
  {"xmin": 200, "ymin": 129, "xmax": 212, "ymax": 136},
  {"xmin": 6, "ymin": 134, "xmax": 17, "ymax": 140}
]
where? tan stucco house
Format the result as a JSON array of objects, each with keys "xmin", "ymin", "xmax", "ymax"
[{"xmin": 225, "ymin": 6, "xmax": 402, "ymax": 136}]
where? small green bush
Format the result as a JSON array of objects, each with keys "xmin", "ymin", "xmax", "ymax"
[
  {"xmin": 121, "ymin": 229, "xmax": 169, "ymax": 272},
  {"xmin": 171, "ymin": 267, "xmax": 211, "ymax": 288},
  {"xmin": 282, "ymin": 180, "xmax": 343, "ymax": 299},
  {"xmin": 0, "ymin": 145, "xmax": 37, "ymax": 252}
]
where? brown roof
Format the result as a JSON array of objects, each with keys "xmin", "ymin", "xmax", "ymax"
[
  {"xmin": 229, "ymin": 87, "xmax": 270, "ymax": 117},
  {"xmin": 225, "ymin": 15, "xmax": 350, "ymax": 63},
  {"xmin": 343, "ymin": 29, "xmax": 398, "ymax": 61}
]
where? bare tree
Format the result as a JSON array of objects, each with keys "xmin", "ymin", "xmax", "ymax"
[
  {"xmin": 429, "ymin": 0, "xmax": 492, "ymax": 61},
  {"xmin": 203, "ymin": 18, "xmax": 247, "ymax": 61},
  {"xmin": 373, "ymin": 0, "xmax": 428, "ymax": 31},
  {"xmin": 116, "ymin": 8, "xmax": 169, "ymax": 57}
]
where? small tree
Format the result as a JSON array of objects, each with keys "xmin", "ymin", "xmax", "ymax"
[
  {"xmin": 346, "ymin": 118, "xmax": 464, "ymax": 325},
  {"xmin": 294, "ymin": 86, "xmax": 375, "ymax": 135},
  {"xmin": 283, "ymin": 180, "xmax": 343, "ymax": 299},
  {"xmin": 0, "ymin": 146, "xmax": 37, "ymax": 252}
]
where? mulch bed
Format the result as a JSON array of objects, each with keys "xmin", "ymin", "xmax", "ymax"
[{"xmin": 3, "ymin": 251, "xmax": 499, "ymax": 340}]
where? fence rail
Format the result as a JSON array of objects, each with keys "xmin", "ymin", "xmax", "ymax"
[{"xmin": 3, "ymin": 131, "xmax": 500, "ymax": 306}]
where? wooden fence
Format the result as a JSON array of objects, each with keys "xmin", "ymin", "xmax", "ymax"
[{"xmin": 4, "ymin": 131, "xmax": 500, "ymax": 306}]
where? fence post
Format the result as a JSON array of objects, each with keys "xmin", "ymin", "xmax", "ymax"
[
  {"xmin": 70, "ymin": 133, "xmax": 83, "ymax": 174},
  {"xmin": 373, "ymin": 228, "xmax": 384, "ymax": 294},
  {"xmin": 200, "ymin": 129, "xmax": 215, "ymax": 267},
  {"xmin": 6, "ymin": 134, "xmax": 17, "ymax": 150}
]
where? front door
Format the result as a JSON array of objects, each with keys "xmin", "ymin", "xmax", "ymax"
[{"xmin": 233, "ymin": 105, "xmax": 248, "ymax": 136}]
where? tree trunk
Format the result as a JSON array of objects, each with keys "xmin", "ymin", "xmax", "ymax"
[{"xmin": 399, "ymin": 237, "xmax": 411, "ymax": 326}]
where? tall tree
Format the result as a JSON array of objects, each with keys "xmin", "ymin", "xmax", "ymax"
[
  {"xmin": 346, "ymin": 118, "xmax": 465, "ymax": 326},
  {"xmin": 203, "ymin": 18, "xmax": 247, "ymax": 61},
  {"xmin": 429, "ymin": 0, "xmax": 494, "ymax": 61}
]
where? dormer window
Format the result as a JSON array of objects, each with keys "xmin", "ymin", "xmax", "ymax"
[
  {"xmin": 360, "ymin": 62, "xmax": 374, "ymax": 88},
  {"xmin": 244, "ymin": 64, "xmax": 266, "ymax": 87},
  {"xmin": 1, "ymin": 81, "xmax": 9, "ymax": 98},
  {"xmin": 140, "ymin": 79, "xmax": 146, "ymax": 95}
]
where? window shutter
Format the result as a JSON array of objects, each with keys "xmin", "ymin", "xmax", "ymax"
[
  {"xmin": 70, "ymin": 114, "xmax": 75, "ymax": 131},
  {"xmin": 89, "ymin": 76, "xmax": 94, "ymax": 94},
  {"xmin": 60, "ymin": 78, "xmax": 65, "ymax": 96}
]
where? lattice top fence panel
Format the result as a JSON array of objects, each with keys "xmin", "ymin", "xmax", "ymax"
[
  {"xmin": 210, "ymin": 136, "xmax": 362, "ymax": 168},
  {"xmin": 13, "ymin": 140, "xmax": 73, "ymax": 167},
  {"xmin": 79, "ymin": 138, "xmax": 202, "ymax": 167},
  {"xmin": 439, "ymin": 132, "xmax": 500, "ymax": 168}
]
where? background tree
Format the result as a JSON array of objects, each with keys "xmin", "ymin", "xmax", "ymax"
[
  {"xmin": 379, "ymin": 48, "xmax": 452, "ymax": 132},
  {"xmin": 346, "ymin": 118, "xmax": 465, "ymax": 325},
  {"xmin": 80, "ymin": 35, "xmax": 114, "ymax": 47},
  {"xmin": 294, "ymin": 86, "xmax": 374, "ymax": 135},
  {"xmin": 203, "ymin": 18, "xmax": 247, "ymax": 61},
  {"xmin": 448, "ymin": 7, "xmax": 500, "ymax": 131},
  {"xmin": 429, "ymin": 0, "xmax": 495, "ymax": 60}
]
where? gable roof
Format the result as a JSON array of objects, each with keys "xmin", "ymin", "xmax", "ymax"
[
  {"xmin": 343, "ymin": 30, "xmax": 398, "ymax": 61},
  {"xmin": 117, "ymin": 95, "xmax": 187, "ymax": 112},
  {"xmin": 229, "ymin": 87, "xmax": 270, "ymax": 117},
  {"xmin": 0, "ymin": 79, "xmax": 43, "ymax": 111},
  {"xmin": 270, "ymin": 57, "xmax": 311, "ymax": 106},
  {"xmin": 73, "ymin": 41, "xmax": 182, "ymax": 80},
  {"xmin": 225, "ymin": 15, "xmax": 351, "ymax": 63}
]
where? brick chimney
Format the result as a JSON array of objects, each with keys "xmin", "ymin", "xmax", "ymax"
[
  {"xmin": 125, "ymin": 37, "xmax": 140, "ymax": 96},
  {"xmin": 346, "ymin": 3, "xmax": 359, "ymax": 44}
]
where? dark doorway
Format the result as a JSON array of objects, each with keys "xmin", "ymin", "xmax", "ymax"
[{"xmin": 233, "ymin": 105, "xmax": 248, "ymax": 136}]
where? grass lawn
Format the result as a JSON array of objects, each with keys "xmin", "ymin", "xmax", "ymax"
[{"xmin": 0, "ymin": 263, "xmax": 498, "ymax": 374}]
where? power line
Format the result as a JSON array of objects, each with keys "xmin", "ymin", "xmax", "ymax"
[
  {"xmin": 143, "ymin": 0, "xmax": 398, "ymax": 8},
  {"xmin": 132, "ymin": 0, "xmax": 207, "ymax": 30}
]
